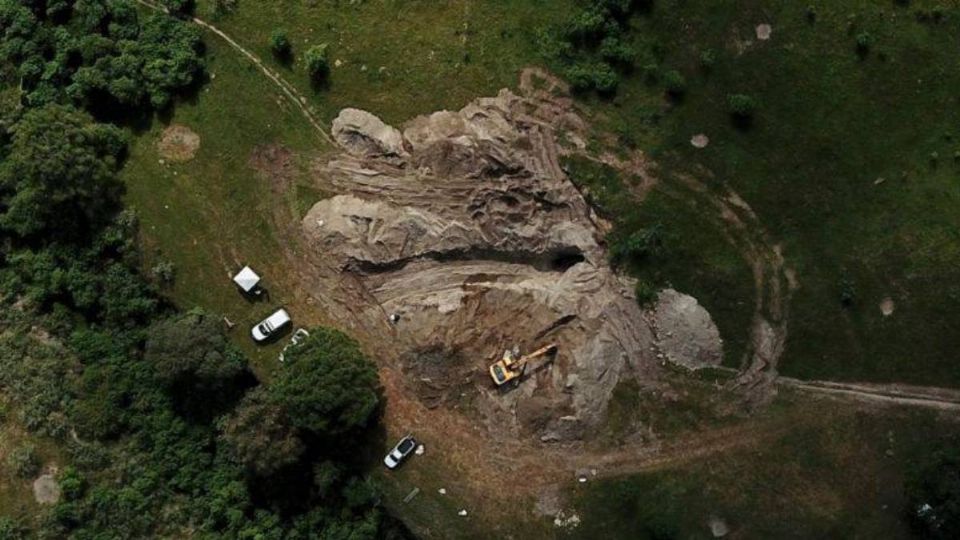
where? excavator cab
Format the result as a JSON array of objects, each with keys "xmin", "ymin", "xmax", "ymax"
[{"xmin": 488, "ymin": 344, "xmax": 557, "ymax": 387}]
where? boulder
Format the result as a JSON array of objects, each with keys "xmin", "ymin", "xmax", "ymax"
[{"xmin": 331, "ymin": 108, "xmax": 407, "ymax": 158}]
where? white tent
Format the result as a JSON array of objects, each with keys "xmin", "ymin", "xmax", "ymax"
[{"xmin": 233, "ymin": 266, "xmax": 261, "ymax": 293}]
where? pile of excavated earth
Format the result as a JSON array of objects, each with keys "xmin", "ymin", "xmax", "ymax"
[{"xmin": 301, "ymin": 72, "xmax": 723, "ymax": 442}]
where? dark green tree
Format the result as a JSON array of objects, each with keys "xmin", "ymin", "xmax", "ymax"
[
  {"xmin": 218, "ymin": 387, "xmax": 304, "ymax": 477},
  {"xmin": 145, "ymin": 309, "xmax": 248, "ymax": 403},
  {"xmin": 269, "ymin": 328, "xmax": 380, "ymax": 438},
  {"xmin": 270, "ymin": 29, "xmax": 292, "ymax": 61},
  {"xmin": 0, "ymin": 104, "xmax": 124, "ymax": 239},
  {"xmin": 304, "ymin": 44, "xmax": 330, "ymax": 83}
]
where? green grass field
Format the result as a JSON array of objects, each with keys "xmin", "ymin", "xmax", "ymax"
[
  {"xmin": 570, "ymin": 397, "xmax": 960, "ymax": 539},
  {"xmin": 614, "ymin": 1, "xmax": 960, "ymax": 385}
]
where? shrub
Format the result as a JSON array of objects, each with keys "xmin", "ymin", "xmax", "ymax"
[
  {"xmin": 7, "ymin": 444, "xmax": 40, "ymax": 478},
  {"xmin": 727, "ymin": 93, "xmax": 757, "ymax": 118},
  {"xmin": 839, "ymin": 276, "xmax": 857, "ymax": 307},
  {"xmin": 305, "ymin": 44, "xmax": 330, "ymax": 83},
  {"xmin": 59, "ymin": 466, "xmax": 86, "ymax": 501},
  {"xmin": 150, "ymin": 260, "xmax": 176, "ymax": 285},
  {"xmin": 610, "ymin": 224, "xmax": 665, "ymax": 265},
  {"xmin": 270, "ymin": 29, "xmax": 292, "ymax": 61},
  {"xmin": 856, "ymin": 32, "xmax": 874, "ymax": 56},
  {"xmin": 699, "ymin": 49, "xmax": 716, "ymax": 70},
  {"xmin": 663, "ymin": 70, "xmax": 687, "ymax": 97},
  {"xmin": 160, "ymin": 0, "xmax": 194, "ymax": 15},
  {"xmin": 566, "ymin": 62, "xmax": 620, "ymax": 94},
  {"xmin": 634, "ymin": 280, "xmax": 659, "ymax": 307}
]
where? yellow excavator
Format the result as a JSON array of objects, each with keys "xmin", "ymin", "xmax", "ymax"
[{"xmin": 489, "ymin": 344, "xmax": 558, "ymax": 387}]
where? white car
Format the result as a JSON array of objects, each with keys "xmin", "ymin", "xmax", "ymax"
[
  {"xmin": 251, "ymin": 308, "xmax": 291, "ymax": 342},
  {"xmin": 383, "ymin": 435, "xmax": 417, "ymax": 470},
  {"xmin": 279, "ymin": 328, "xmax": 310, "ymax": 362}
]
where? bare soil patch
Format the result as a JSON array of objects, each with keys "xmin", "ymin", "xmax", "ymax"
[
  {"xmin": 157, "ymin": 124, "xmax": 200, "ymax": 162},
  {"xmin": 32, "ymin": 471, "xmax": 60, "ymax": 505},
  {"xmin": 249, "ymin": 144, "xmax": 295, "ymax": 194}
]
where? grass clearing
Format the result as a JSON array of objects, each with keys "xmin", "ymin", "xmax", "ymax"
[
  {"xmin": 122, "ymin": 36, "xmax": 323, "ymax": 371},
  {"xmin": 571, "ymin": 397, "xmax": 960, "ymax": 539}
]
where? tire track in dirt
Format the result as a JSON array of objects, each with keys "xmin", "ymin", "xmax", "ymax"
[
  {"xmin": 779, "ymin": 378, "xmax": 960, "ymax": 411},
  {"xmin": 134, "ymin": 0, "xmax": 334, "ymax": 145}
]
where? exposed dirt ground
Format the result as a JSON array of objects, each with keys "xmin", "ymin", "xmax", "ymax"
[{"xmin": 156, "ymin": 124, "xmax": 200, "ymax": 162}]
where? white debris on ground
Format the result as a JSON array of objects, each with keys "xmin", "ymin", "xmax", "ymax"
[
  {"xmin": 691, "ymin": 134, "xmax": 710, "ymax": 148},
  {"xmin": 458, "ymin": 509, "xmax": 468, "ymax": 517},
  {"xmin": 553, "ymin": 511, "xmax": 581, "ymax": 529},
  {"xmin": 415, "ymin": 444, "xmax": 425, "ymax": 455},
  {"xmin": 880, "ymin": 297, "xmax": 895, "ymax": 317},
  {"xmin": 709, "ymin": 515, "xmax": 730, "ymax": 538},
  {"xmin": 755, "ymin": 24, "xmax": 772, "ymax": 40},
  {"xmin": 438, "ymin": 488, "xmax": 447, "ymax": 495}
]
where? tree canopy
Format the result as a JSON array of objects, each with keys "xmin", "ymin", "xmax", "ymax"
[
  {"xmin": 218, "ymin": 387, "xmax": 304, "ymax": 477},
  {"xmin": 270, "ymin": 327, "xmax": 380, "ymax": 438},
  {"xmin": 0, "ymin": 104, "xmax": 123, "ymax": 239}
]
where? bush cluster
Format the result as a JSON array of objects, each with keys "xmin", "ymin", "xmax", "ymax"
[{"xmin": 538, "ymin": 0, "xmax": 649, "ymax": 94}]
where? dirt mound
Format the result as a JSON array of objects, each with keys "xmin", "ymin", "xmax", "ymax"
[
  {"xmin": 651, "ymin": 289, "xmax": 723, "ymax": 369},
  {"xmin": 33, "ymin": 472, "xmax": 60, "ymax": 505},
  {"xmin": 302, "ymin": 78, "xmax": 723, "ymax": 440},
  {"xmin": 157, "ymin": 124, "xmax": 200, "ymax": 162}
]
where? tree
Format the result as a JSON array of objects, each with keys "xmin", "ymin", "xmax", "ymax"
[
  {"xmin": 270, "ymin": 29, "xmax": 292, "ymax": 61},
  {"xmin": 663, "ymin": 69, "xmax": 687, "ymax": 97},
  {"xmin": 304, "ymin": 44, "xmax": 330, "ymax": 83},
  {"xmin": 145, "ymin": 309, "xmax": 248, "ymax": 403},
  {"xmin": 269, "ymin": 328, "xmax": 380, "ymax": 438},
  {"xmin": 218, "ymin": 387, "xmax": 304, "ymax": 477},
  {"xmin": 727, "ymin": 94, "xmax": 757, "ymax": 120},
  {"xmin": 160, "ymin": 0, "xmax": 195, "ymax": 16},
  {"xmin": 0, "ymin": 104, "xmax": 124, "ymax": 240}
]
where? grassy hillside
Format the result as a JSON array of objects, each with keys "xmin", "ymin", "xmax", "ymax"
[
  {"xmin": 562, "ymin": 0, "xmax": 960, "ymax": 385},
  {"xmin": 570, "ymin": 398, "xmax": 960, "ymax": 539}
]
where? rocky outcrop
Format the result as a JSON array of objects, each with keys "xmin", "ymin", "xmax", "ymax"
[
  {"xmin": 651, "ymin": 289, "xmax": 723, "ymax": 369},
  {"xmin": 303, "ymin": 80, "xmax": 719, "ymax": 440},
  {"xmin": 331, "ymin": 108, "xmax": 407, "ymax": 158}
]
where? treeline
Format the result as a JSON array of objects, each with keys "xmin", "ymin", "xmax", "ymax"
[{"xmin": 0, "ymin": 1, "xmax": 400, "ymax": 538}]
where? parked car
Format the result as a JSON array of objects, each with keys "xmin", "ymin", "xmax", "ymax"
[
  {"xmin": 251, "ymin": 308, "xmax": 291, "ymax": 342},
  {"xmin": 279, "ymin": 328, "xmax": 310, "ymax": 362},
  {"xmin": 383, "ymin": 435, "xmax": 417, "ymax": 470}
]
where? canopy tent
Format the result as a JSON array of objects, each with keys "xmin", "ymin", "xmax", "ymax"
[{"xmin": 233, "ymin": 266, "xmax": 261, "ymax": 293}]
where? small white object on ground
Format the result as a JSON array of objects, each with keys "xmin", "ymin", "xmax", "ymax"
[
  {"xmin": 756, "ymin": 24, "xmax": 772, "ymax": 41},
  {"xmin": 880, "ymin": 297, "xmax": 895, "ymax": 317},
  {"xmin": 389, "ymin": 313, "xmax": 401, "ymax": 324},
  {"xmin": 708, "ymin": 515, "xmax": 730, "ymax": 538},
  {"xmin": 458, "ymin": 509, "xmax": 468, "ymax": 517},
  {"xmin": 691, "ymin": 134, "xmax": 710, "ymax": 148},
  {"xmin": 577, "ymin": 477, "xmax": 587, "ymax": 483},
  {"xmin": 438, "ymin": 488, "xmax": 447, "ymax": 495},
  {"xmin": 415, "ymin": 444, "xmax": 425, "ymax": 455}
]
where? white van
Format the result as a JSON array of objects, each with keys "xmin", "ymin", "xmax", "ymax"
[{"xmin": 251, "ymin": 308, "xmax": 291, "ymax": 342}]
